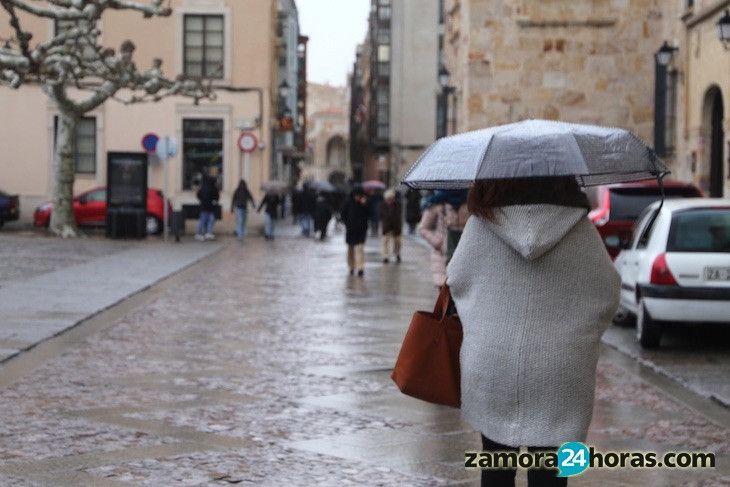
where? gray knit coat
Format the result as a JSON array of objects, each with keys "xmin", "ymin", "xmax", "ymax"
[{"xmin": 446, "ymin": 205, "xmax": 620, "ymax": 447}]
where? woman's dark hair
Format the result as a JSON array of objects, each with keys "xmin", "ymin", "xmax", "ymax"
[
  {"xmin": 237, "ymin": 179, "xmax": 249, "ymax": 193},
  {"xmin": 467, "ymin": 176, "xmax": 590, "ymax": 222}
]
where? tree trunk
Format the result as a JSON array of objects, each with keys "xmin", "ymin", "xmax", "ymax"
[{"xmin": 50, "ymin": 111, "xmax": 79, "ymax": 237}]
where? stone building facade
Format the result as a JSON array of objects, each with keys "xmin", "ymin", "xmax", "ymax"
[
  {"xmin": 442, "ymin": 0, "xmax": 679, "ymax": 141},
  {"xmin": 669, "ymin": 0, "xmax": 729, "ymax": 197},
  {"xmin": 301, "ymin": 83, "xmax": 350, "ymax": 184}
]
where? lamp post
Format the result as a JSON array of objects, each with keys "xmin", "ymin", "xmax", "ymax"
[
  {"xmin": 438, "ymin": 64, "xmax": 455, "ymax": 138},
  {"xmin": 655, "ymin": 41, "xmax": 677, "ymax": 67},
  {"xmin": 718, "ymin": 9, "xmax": 730, "ymax": 50}
]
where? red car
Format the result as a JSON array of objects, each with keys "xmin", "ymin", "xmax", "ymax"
[
  {"xmin": 587, "ymin": 179, "xmax": 703, "ymax": 259},
  {"xmin": 34, "ymin": 187, "xmax": 170, "ymax": 235}
]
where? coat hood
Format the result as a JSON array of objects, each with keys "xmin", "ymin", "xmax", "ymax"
[{"xmin": 483, "ymin": 204, "xmax": 588, "ymax": 260}]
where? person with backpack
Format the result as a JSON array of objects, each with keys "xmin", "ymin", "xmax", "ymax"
[{"xmin": 195, "ymin": 172, "xmax": 220, "ymax": 241}]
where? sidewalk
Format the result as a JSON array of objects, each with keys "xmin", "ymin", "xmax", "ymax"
[{"xmin": 0, "ymin": 235, "xmax": 222, "ymax": 362}]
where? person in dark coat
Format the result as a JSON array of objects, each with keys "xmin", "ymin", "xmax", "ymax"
[
  {"xmin": 313, "ymin": 194, "xmax": 333, "ymax": 241},
  {"xmin": 195, "ymin": 173, "xmax": 220, "ymax": 241},
  {"xmin": 405, "ymin": 188, "xmax": 422, "ymax": 234},
  {"xmin": 300, "ymin": 186, "xmax": 317, "ymax": 237},
  {"xmin": 367, "ymin": 190, "xmax": 383, "ymax": 236},
  {"xmin": 231, "ymin": 179, "xmax": 256, "ymax": 241},
  {"xmin": 257, "ymin": 193, "xmax": 280, "ymax": 240},
  {"xmin": 379, "ymin": 189, "xmax": 403, "ymax": 263},
  {"xmin": 340, "ymin": 187, "xmax": 369, "ymax": 276}
]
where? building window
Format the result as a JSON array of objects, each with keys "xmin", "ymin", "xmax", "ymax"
[
  {"xmin": 182, "ymin": 119, "xmax": 224, "ymax": 190},
  {"xmin": 53, "ymin": 116, "xmax": 97, "ymax": 174},
  {"xmin": 183, "ymin": 15, "xmax": 225, "ymax": 79},
  {"xmin": 377, "ymin": 45, "xmax": 390, "ymax": 62}
]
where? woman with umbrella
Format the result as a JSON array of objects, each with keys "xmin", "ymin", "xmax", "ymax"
[{"xmin": 403, "ymin": 120, "xmax": 667, "ymax": 486}]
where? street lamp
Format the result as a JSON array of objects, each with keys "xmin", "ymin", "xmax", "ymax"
[
  {"xmin": 278, "ymin": 80, "xmax": 290, "ymax": 99},
  {"xmin": 655, "ymin": 41, "xmax": 677, "ymax": 66},
  {"xmin": 718, "ymin": 9, "xmax": 730, "ymax": 49},
  {"xmin": 438, "ymin": 64, "xmax": 455, "ymax": 138}
]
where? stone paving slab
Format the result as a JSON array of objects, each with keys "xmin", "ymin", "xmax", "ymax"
[
  {"xmin": 0, "ymin": 232, "xmax": 728, "ymax": 486},
  {"xmin": 0, "ymin": 241, "xmax": 222, "ymax": 361}
]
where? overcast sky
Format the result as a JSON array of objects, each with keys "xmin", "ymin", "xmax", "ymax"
[{"xmin": 298, "ymin": 0, "xmax": 370, "ymax": 87}]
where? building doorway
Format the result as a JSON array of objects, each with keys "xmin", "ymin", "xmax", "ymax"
[{"xmin": 703, "ymin": 86, "xmax": 725, "ymax": 197}]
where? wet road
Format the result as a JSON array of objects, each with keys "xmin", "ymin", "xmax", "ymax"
[{"xmin": 0, "ymin": 229, "xmax": 728, "ymax": 486}]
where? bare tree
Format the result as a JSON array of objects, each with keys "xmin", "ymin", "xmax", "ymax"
[{"xmin": 0, "ymin": 0, "xmax": 215, "ymax": 237}]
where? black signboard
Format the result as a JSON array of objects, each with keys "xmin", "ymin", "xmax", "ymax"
[
  {"xmin": 107, "ymin": 152, "xmax": 148, "ymax": 207},
  {"xmin": 107, "ymin": 152, "xmax": 148, "ymax": 239}
]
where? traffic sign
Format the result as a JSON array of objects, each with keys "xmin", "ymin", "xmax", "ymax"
[
  {"xmin": 238, "ymin": 132, "xmax": 258, "ymax": 153},
  {"xmin": 142, "ymin": 133, "xmax": 160, "ymax": 153},
  {"xmin": 156, "ymin": 136, "xmax": 178, "ymax": 159}
]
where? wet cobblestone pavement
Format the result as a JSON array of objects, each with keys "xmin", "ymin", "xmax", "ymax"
[{"xmin": 0, "ymin": 230, "xmax": 729, "ymax": 486}]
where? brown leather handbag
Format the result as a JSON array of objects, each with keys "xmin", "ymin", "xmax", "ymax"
[{"xmin": 391, "ymin": 285, "xmax": 462, "ymax": 408}]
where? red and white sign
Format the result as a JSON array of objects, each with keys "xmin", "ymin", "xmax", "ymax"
[{"xmin": 238, "ymin": 132, "xmax": 258, "ymax": 153}]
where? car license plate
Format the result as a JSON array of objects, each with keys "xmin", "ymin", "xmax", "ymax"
[{"xmin": 704, "ymin": 266, "xmax": 730, "ymax": 281}]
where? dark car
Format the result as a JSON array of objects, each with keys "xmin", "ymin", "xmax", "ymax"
[
  {"xmin": 587, "ymin": 179, "xmax": 703, "ymax": 259},
  {"xmin": 0, "ymin": 190, "xmax": 20, "ymax": 229},
  {"xmin": 34, "ymin": 187, "xmax": 170, "ymax": 235}
]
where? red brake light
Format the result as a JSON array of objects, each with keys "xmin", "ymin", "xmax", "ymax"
[{"xmin": 650, "ymin": 253, "xmax": 678, "ymax": 286}]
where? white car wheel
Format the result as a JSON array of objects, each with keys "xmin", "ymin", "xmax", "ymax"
[{"xmin": 636, "ymin": 299, "xmax": 662, "ymax": 349}]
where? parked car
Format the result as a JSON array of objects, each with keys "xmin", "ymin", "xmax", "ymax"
[
  {"xmin": 33, "ymin": 187, "xmax": 170, "ymax": 235},
  {"xmin": 0, "ymin": 190, "xmax": 20, "ymax": 229},
  {"xmin": 614, "ymin": 198, "xmax": 730, "ymax": 348},
  {"xmin": 587, "ymin": 180, "xmax": 703, "ymax": 259}
]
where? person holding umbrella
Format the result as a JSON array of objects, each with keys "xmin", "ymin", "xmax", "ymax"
[
  {"xmin": 340, "ymin": 186, "xmax": 369, "ymax": 277},
  {"xmin": 403, "ymin": 120, "xmax": 667, "ymax": 486}
]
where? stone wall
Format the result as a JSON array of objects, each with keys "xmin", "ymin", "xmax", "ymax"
[{"xmin": 444, "ymin": 0, "xmax": 682, "ymax": 146}]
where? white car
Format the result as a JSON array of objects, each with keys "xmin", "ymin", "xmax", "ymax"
[{"xmin": 614, "ymin": 198, "xmax": 730, "ymax": 348}]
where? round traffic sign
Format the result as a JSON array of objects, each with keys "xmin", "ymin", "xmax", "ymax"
[
  {"xmin": 155, "ymin": 136, "xmax": 178, "ymax": 159},
  {"xmin": 238, "ymin": 132, "xmax": 258, "ymax": 153},
  {"xmin": 142, "ymin": 133, "xmax": 160, "ymax": 153}
]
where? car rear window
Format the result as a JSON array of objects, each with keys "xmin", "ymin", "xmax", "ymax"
[
  {"xmin": 609, "ymin": 187, "xmax": 700, "ymax": 221},
  {"xmin": 667, "ymin": 208, "xmax": 730, "ymax": 253}
]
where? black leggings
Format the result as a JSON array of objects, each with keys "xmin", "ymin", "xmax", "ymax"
[{"xmin": 480, "ymin": 435, "xmax": 567, "ymax": 487}]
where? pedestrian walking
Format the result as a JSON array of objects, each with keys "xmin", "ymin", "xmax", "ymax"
[
  {"xmin": 257, "ymin": 192, "xmax": 280, "ymax": 241},
  {"xmin": 313, "ymin": 194, "xmax": 333, "ymax": 240},
  {"xmin": 405, "ymin": 188, "xmax": 422, "ymax": 234},
  {"xmin": 417, "ymin": 195, "xmax": 447, "ymax": 286},
  {"xmin": 195, "ymin": 172, "xmax": 219, "ymax": 241},
  {"xmin": 301, "ymin": 185, "xmax": 317, "ymax": 237},
  {"xmin": 447, "ymin": 177, "xmax": 620, "ymax": 487},
  {"xmin": 340, "ymin": 187, "xmax": 369, "ymax": 277},
  {"xmin": 230, "ymin": 179, "xmax": 256, "ymax": 241},
  {"xmin": 430, "ymin": 190, "xmax": 469, "ymax": 263},
  {"xmin": 379, "ymin": 188, "xmax": 403, "ymax": 263},
  {"xmin": 367, "ymin": 190, "xmax": 383, "ymax": 236}
]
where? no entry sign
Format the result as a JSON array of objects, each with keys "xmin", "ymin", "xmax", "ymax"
[{"xmin": 141, "ymin": 133, "xmax": 160, "ymax": 153}]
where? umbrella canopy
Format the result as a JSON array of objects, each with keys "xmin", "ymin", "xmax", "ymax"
[
  {"xmin": 261, "ymin": 180, "xmax": 289, "ymax": 194},
  {"xmin": 402, "ymin": 119, "xmax": 669, "ymax": 189},
  {"xmin": 362, "ymin": 179, "xmax": 386, "ymax": 192}
]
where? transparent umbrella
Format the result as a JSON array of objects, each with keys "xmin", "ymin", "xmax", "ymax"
[{"xmin": 402, "ymin": 119, "xmax": 669, "ymax": 189}]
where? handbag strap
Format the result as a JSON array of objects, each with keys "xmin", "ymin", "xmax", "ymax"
[{"xmin": 434, "ymin": 285, "xmax": 452, "ymax": 321}]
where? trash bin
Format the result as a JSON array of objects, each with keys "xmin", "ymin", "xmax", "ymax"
[{"xmin": 171, "ymin": 210, "xmax": 185, "ymax": 242}]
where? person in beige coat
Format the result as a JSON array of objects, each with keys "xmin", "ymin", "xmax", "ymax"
[{"xmin": 417, "ymin": 196, "xmax": 447, "ymax": 286}]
